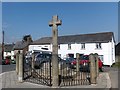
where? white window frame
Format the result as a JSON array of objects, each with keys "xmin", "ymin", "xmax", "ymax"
[{"xmin": 98, "ymin": 55, "xmax": 104, "ymax": 63}]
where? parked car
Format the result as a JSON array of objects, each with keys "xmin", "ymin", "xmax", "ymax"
[
  {"xmin": 64, "ymin": 57, "xmax": 75, "ymax": 68},
  {"xmin": 2, "ymin": 58, "xmax": 10, "ymax": 65},
  {"xmin": 71, "ymin": 55, "xmax": 103, "ymax": 72},
  {"xmin": 65, "ymin": 57, "xmax": 75, "ymax": 63},
  {"xmin": 2, "ymin": 59, "xmax": 6, "ymax": 65},
  {"xmin": 11, "ymin": 59, "xmax": 16, "ymax": 64},
  {"xmin": 34, "ymin": 53, "xmax": 52, "ymax": 68},
  {"xmin": 6, "ymin": 58, "xmax": 10, "ymax": 65},
  {"xmin": 25, "ymin": 52, "xmax": 71, "ymax": 69}
]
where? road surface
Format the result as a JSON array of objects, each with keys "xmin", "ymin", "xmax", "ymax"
[{"xmin": 0, "ymin": 64, "xmax": 16, "ymax": 74}]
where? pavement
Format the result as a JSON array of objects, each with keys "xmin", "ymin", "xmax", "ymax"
[
  {"xmin": 0, "ymin": 70, "xmax": 112, "ymax": 89},
  {"xmin": 104, "ymin": 67, "xmax": 119, "ymax": 90}
]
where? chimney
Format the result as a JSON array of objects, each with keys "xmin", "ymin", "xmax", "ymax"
[{"xmin": 27, "ymin": 36, "xmax": 32, "ymax": 44}]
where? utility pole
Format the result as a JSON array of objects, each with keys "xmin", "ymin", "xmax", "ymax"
[
  {"xmin": 49, "ymin": 15, "xmax": 62, "ymax": 87},
  {"xmin": 2, "ymin": 30, "xmax": 4, "ymax": 60}
]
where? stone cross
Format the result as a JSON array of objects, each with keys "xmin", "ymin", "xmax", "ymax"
[
  {"xmin": 49, "ymin": 15, "xmax": 62, "ymax": 27},
  {"xmin": 49, "ymin": 15, "xmax": 62, "ymax": 87}
]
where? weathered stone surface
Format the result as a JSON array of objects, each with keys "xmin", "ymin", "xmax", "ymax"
[
  {"xmin": 16, "ymin": 53, "xmax": 19, "ymax": 75},
  {"xmin": 89, "ymin": 54, "xmax": 96, "ymax": 84},
  {"xmin": 49, "ymin": 15, "xmax": 62, "ymax": 87},
  {"xmin": 18, "ymin": 53, "xmax": 23, "ymax": 82}
]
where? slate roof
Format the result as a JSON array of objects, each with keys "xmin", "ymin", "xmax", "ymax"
[
  {"xmin": 4, "ymin": 44, "xmax": 15, "ymax": 52},
  {"xmin": 31, "ymin": 32, "xmax": 114, "ymax": 45},
  {"xmin": 13, "ymin": 41, "xmax": 29, "ymax": 50}
]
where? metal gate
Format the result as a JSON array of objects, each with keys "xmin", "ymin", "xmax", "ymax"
[
  {"xmin": 23, "ymin": 57, "xmax": 52, "ymax": 86},
  {"xmin": 59, "ymin": 62, "xmax": 90, "ymax": 86},
  {"xmin": 23, "ymin": 56, "xmax": 90, "ymax": 87}
]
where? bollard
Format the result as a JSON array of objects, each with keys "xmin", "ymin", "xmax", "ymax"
[
  {"xmin": 94, "ymin": 53, "xmax": 99, "ymax": 77},
  {"xmin": 16, "ymin": 53, "xmax": 19, "ymax": 75},
  {"xmin": 89, "ymin": 54, "xmax": 96, "ymax": 84},
  {"xmin": 18, "ymin": 53, "xmax": 23, "ymax": 83},
  {"xmin": 31, "ymin": 53, "xmax": 35, "ymax": 77},
  {"xmin": 76, "ymin": 53, "xmax": 80, "ymax": 73}
]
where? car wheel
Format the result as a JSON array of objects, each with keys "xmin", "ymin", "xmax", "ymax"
[
  {"xmin": 39, "ymin": 62, "xmax": 45, "ymax": 68},
  {"xmin": 99, "ymin": 68, "xmax": 103, "ymax": 72}
]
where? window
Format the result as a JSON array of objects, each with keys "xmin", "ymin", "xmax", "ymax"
[
  {"xmin": 41, "ymin": 48, "xmax": 48, "ymax": 50},
  {"xmin": 81, "ymin": 43, "xmax": 85, "ymax": 49},
  {"xmin": 68, "ymin": 44, "xmax": 71, "ymax": 50},
  {"xmin": 96, "ymin": 43, "xmax": 102, "ymax": 49},
  {"xmin": 58, "ymin": 54, "xmax": 61, "ymax": 57},
  {"xmin": 68, "ymin": 54, "xmax": 74, "ymax": 58},
  {"xmin": 58, "ymin": 44, "xmax": 60, "ymax": 50},
  {"xmin": 99, "ymin": 55, "xmax": 104, "ymax": 63}
]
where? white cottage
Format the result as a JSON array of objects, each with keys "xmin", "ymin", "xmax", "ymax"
[
  {"xmin": 4, "ymin": 44, "xmax": 15, "ymax": 60},
  {"xmin": 29, "ymin": 32, "xmax": 115, "ymax": 66}
]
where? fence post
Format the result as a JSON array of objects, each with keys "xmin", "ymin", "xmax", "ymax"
[
  {"xmin": 16, "ymin": 53, "xmax": 19, "ymax": 75},
  {"xmin": 89, "ymin": 53, "xmax": 96, "ymax": 84},
  {"xmin": 18, "ymin": 52, "xmax": 23, "ymax": 82},
  {"xmin": 94, "ymin": 53, "xmax": 99, "ymax": 77},
  {"xmin": 76, "ymin": 53, "xmax": 80, "ymax": 73},
  {"xmin": 31, "ymin": 53, "xmax": 35, "ymax": 77}
]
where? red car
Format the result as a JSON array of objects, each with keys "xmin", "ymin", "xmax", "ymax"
[
  {"xmin": 71, "ymin": 55, "xmax": 103, "ymax": 72},
  {"xmin": 5, "ymin": 58, "xmax": 10, "ymax": 65}
]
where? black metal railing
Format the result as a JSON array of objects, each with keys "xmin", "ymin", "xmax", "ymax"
[
  {"xmin": 23, "ymin": 57, "xmax": 90, "ymax": 87},
  {"xmin": 23, "ymin": 57, "xmax": 52, "ymax": 86},
  {"xmin": 59, "ymin": 62, "xmax": 90, "ymax": 86}
]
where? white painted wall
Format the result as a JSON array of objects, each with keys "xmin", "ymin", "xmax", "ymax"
[
  {"xmin": 11, "ymin": 51, "xmax": 15, "ymax": 60},
  {"xmin": 29, "ymin": 41, "xmax": 115, "ymax": 66},
  {"xmin": 29, "ymin": 44, "xmax": 52, "ymax": 52},
  {"xmin": 4, "ymin": 51, "xmax": 15, "ymax": 60}
]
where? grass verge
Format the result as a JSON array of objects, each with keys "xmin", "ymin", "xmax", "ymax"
[{"xmin": 112, "ymin": 62, "xmax": 120, "ymax": 68}]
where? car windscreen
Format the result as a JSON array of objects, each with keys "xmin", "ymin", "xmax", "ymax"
[
  {"xmin": 36, "ymin": 54, "xmax": 52, "ymax": 59},
  {"xmin": 80, "ymin": 55, "xmax": 89, "ymax": 60}
]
